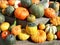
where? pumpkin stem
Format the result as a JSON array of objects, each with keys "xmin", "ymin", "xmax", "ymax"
[{"xmin": 9, "ymin": 18, "xmax": 16, "ymax": 31}]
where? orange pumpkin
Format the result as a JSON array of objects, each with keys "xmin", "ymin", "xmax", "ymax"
[
  {"xmin": 31, "ymin": 30, "xmax": 46, "ymax": 43},
  {"xmin": 11, "ymin": 25, "xmax": 21, "ymax": 36},
  {"xmin": 57, "ymin": 31, "xmax": 60, "ymax": 39},
  {"xmin": 1, "ymin": 30, "xmax": 10, "ymax": 39},
  {"xmin": 14, "ymin": 7, "xmax": 29, "ymax": 20},
  {"xmin": 44, "ymin": 8, "xmax": 56, "ymax": 18},
  {"xmin": 32, "ymin": 0, "xmax": 40, "ymax": 4},
  {"xmin": 8, "ymin": 0, "xmax": 15, "ymax": 6}
]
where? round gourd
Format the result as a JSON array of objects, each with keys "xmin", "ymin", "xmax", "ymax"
[
  {"xmin": 31, "ymin": 30, "xmax": 46, "ymax": 43},
  {"xmin": 5, "ymin": 34, "xmax": 16, "ymax": 45},
  {"xmin": 5, "ymin": 6, "xmax": 14, "ymax": 16},
  {"xmin": 29, "ymin": 4, "xmax": 44, "ymax": 18},
  {"xmin": 26, "ymin": 23, "xmax": 38, "ymax": 35},
  {"xmin": 21, "ymin": 0, "xmax": 32, "ymax": 8},
  {"xmin": 0, "ymin": 13, "xmax": 5, "ymax": 23}
]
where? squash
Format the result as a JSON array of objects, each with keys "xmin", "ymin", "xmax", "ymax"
[
  {"xmin": 49, "ymin": 1, "xmax": 59, "ymax": 12},
  {"xmin": 14, "ymin": 7, "xmax": 29, "ymax": 20},
  {"xmin": 26, "ymin": 23, "xmax": 38, "ymax": 35},
  {"xmin": 29, "ymin": 4, "xmax": 44, "ymax": 18},
  {"xmin": 5, "ymin": 34, "xmax": 16, "ymax": 45},
  {"xmin": 31, "ymin": 30, "xmax": 46, "ymax": 43},
  {"xmin": 0, "ymin": 13, "xmax": 5, "ymax": 23},
  {"xmin": 27, "ymin": 14, "xmax": 36, "ymax": 22},
  {"xmin": 45, "ymin": 24, "xmax": 57, "ymax": 34},
  {"xmin": 44, "ymin": 8, "xmax": 56, "ymax": 18},
  {"xmin": 21, "ymin": 0, "xmax": 32, "ymax": 8},
  {"xmin": 5, "ymin": 6, "xmax": 14, "ymax": 16},
  {"xmin": 1, "ymin": 30, "xmax": 10, "ymax": 39},
  {"xmin": 32, "ymin": 0, "xmax": 40, "ymax": 4}
]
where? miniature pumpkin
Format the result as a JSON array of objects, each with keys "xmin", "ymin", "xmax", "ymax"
[
  {"xmin": 21, "ymin": 0, "xmax": 32, "ymax": 8},
  {"xmin": 45, "ymin": 24, "xmax": 57, "ymax": 34},
  {"xmin": 50, "ymin": 17, "xmax": 60, "ymax": 26},
  {"xmin": 0, "ymin": 22, "xmax": 10, "ymax": 31},
  {"xmin": 46, "ymin": 32, "xmax": 54, "ymax": 41},
  {"xmin": 38, "ymin": 23, "xmax": 45, "ymax": 30},
  {"xmin": 14, "ymin": 7, "xmax": 29, "ymax": 20},
  {"xmin": 44, "ymin": 8, "xmax": 56, "ymax": 18},
  {"xmin": 31, "ymin": 30, "xmax": 46, "ymax": 43},
  {"xmin": 11, "ymin": 25, "xmax": 21, "ymax": 36},
  {"xmin": 8, "ymin": 0, "xmax": 15, "ymax": 6},
  {"xmin": 29, "ymin": 4, "xmax": 44, "ymax": 18},
  {"xmin": 57, "ymin": 31, "xmax": 60, "ymax": 39},
  {"xmin": 1, "ymin": 30, "xmax": 10, "ymax": 39},
  {"xmin": 32, "ymin": 0, "xmax": 40, "ymax": 4},
  {"xmin": 26, "ymin": 23, "xmax": 38, "ymax": 35}
]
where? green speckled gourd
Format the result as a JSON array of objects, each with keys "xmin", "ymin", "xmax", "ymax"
[
  {"xmin": 26, "ymin": 23, "xmax": 38, "ymax": 35},
  {"xmin": 0, "ymin": 13, "xmax": 5, "ymax": 23},
  {"xmin": 21, "ymin": 0, "xmax": 32, "ymax": 8},
  {"xmin": 29, "ymin": 4, "xmax": 44, "ymax": 18},
  {"xmin": 5, "ymin": 6, "xmax": 14, "ymax": 16}
]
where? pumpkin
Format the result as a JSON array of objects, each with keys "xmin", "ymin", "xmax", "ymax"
[
  {"xmin": 31, "ymin": 30, "xmax": 46, "ymax": 43},
  {"xmin": 27, "ymin": 14, "xmax": 36, "ymax": 22},
  {"xmin": 50, "ymin": 17, "xmax": 60, "ymax": 26},
  {"xmin": 21, "ymin": 0, "xmax": 32, "ymax": 8},
  {"xmin": 5, "ymin": 34, "xmax": 16, "ymax": 45},
  {"xmin": 0, "ymin": 22, "xmax": 10, "ymax": 31},
  {"xmin": 46, "ymin": 32, "xmax": 54, "ymax": 41},
  {"xmin": 0, "ymin": 13, "xmax": 5, "ymax": 23},
  {"xmin": 49, "ymin": 1, "xmax": 59, "ymax": 12},
  {"xmin": 32, "ymin": 0, "xmax": 40, "ymax": 4},
  {"xmin": 57, "ymin": 31, "xmax": 60, "ymax": 39},
  {"xmin": 45, "ymin": 24, "xmax": 57, "ymax": 34},
  {"xmin": 26, "ymin": 23, "xmax": 38, "ymax": 35},
  {"xmin": 11, "ymin": 25, "xmax": 21, "ymax": 36},
  {"xmin": 29, "ymin": 4, "xmax": 44, "ymax": 18},
  {"xmin": 14, "ymin": 7, "xmax": 29, "ymax": 20},
  {"xmin": 8, "ymin": 0, "xmax": 15, "ymax": 6},
  {"xmin": 44, "ymin": 8, "xmax": 56, "ymax": 18},
  {"xmin": 38, "ymin": 23, "xmax": 45, "ymax": 30},
  {"xmin": 1, "ymin": 30, "xmax": 10, "ymax": 39},
  {"xmin": 5, "ymin": 6, "xmax": 14, "ymax": 16}
]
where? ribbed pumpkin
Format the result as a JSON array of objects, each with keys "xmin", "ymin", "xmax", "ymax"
[
  {"xmin": 29, "ymin": 4, "xmax": 44, "ymax": 18},
  {"xmin": 14, "ymin": 7, "xmax": 29, "ymax": 20},
  {"xmin": 31, "ymin": 30, "xmax": 46, "ymax": 43}
]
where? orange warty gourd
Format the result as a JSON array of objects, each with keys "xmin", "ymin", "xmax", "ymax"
[
  {"xmin": 31, "ymin": 30, "xmax": 46, "ymax": 43},
  {"xmin": 8, "ymin": 0, "xmax": 15, "ymax": 6},
  {"xmin": 44, "ymin": 8, "xmax": 56, "ymax": 18},
  {"xmin": 32, "ymin": 0, "xmax": 40, "ymax": 4},
  {"xmin": 14, "ymin": 7, "xmax": 29, "ymax": 20}
]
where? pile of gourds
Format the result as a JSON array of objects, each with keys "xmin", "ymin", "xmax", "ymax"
[{"xmin": 0, "ymin": 0, "xmax": 60, "ymax": 45}]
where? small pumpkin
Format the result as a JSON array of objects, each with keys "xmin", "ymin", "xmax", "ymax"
[
  {"xmin": 57, "ymin": 31, "xmax": 60, "ymax": 39},
  {"xmin": 0, "ymin": 22, "xmax": 10, "ymax": 31},
  {"xmin": 27, "ymin": 14, "xmax": 36, "ymax": 22},
  {"xmin": 44, "ymin": 8, "xmax": 56, "ymax": 18},
  {"xmin": 21, "ymin": 0, "xmax": 32, "ymax": 8},
  {"xmin": 14, "ymin": 7, "xmax": 29, "ymax": 20},
  {"xmin": 11, "ymin": 25, "xmax": 21, "ymax": 36},
  {"xmin": 8, "ymin": 0, "xmax": 15, "ymax": 6},
  {"xmin": 29, "ymin": 4, "xmax": 44, "ymax": 18},
  {"xmin": 0, "ymin": 13, "xmax": 5, "ymax": 23},
  {"xmin": 26, "ymin": 23, "xmax": 38, "ymax": 35},
  {"xmin": 32, "ymin": 0, "xmax": 40, "ymax": 4},
  {"xmin": 1, "ymin": 30, "xmax": 10, "ymax": 39},
  {"xmin": 31, "ymin": 30, "xmax": 46, "ymax": 43},
  {"xmin": 45, "ymin": 24, "xmax": 57, "ymax": 34},
  {"xmin": 5, "ymin": 6, "xmax": 14, "ymax": 16},
  {"xmin": 5, "ymin": 34, "xmax": 16, "ymax": 45}
]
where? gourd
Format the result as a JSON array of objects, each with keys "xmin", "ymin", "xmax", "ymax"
[
  {"xmin": 26, "ymin": 23, "xmax": 38, "ymax": 35},
  {"xmin": 45, "ymin": 24, "xmax": 57, "ymax": 34},
  {"xmin": 0, "ymin": 13, "xmax": 5, "ymax": 23},
  {"xmin": 29, "ymin": 4, "xmax": 44, "ymax": 18},
  {"xmin": 5, "ymin": 6, "xmax": 14, "ymax": 16},
  {"xmin": 31, "ymin": 30, "xmax": 46, "ymax": 43},
  {"xmin": 21, "ymin": 0, "xmax": 32, "ymax": 8}
]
